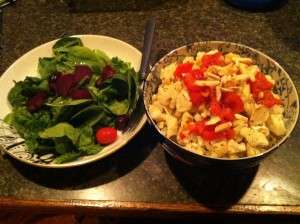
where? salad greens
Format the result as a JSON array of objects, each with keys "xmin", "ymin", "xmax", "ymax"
[{"xmin": 5, "ymin": 37, "xmax": 140, "ymax": 163}]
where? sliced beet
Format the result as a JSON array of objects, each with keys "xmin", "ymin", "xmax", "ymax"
[
  {"xmin": 115, "ymin": 114, "xmax": 129, "ymax": 130},
  {"xmin": 95, "ymin": 77, "xmax": 103, "ymax": 88},
  {"xmin": 102, "ymin": 65, "xmax": 115, "ymax": 80},
  {"xmin": 69, "ymin": 88, "xmax": 91, "ymax": 99},
  {"xmin": 26, "ymin": 91, "xmax": 48, "ymax": 112},
  {"xmin": 55, "ymin": 74, "xmax": 75, "ymax": 97},
  {"xmin": 73, "ymin": 65, "xmax": 92, "ymax": 84}
]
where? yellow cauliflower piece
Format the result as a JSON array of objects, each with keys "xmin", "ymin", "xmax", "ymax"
[
  {"xmin": 176, "ymin": 89, "xmax": 192, "ymax": 112},
  {"xmin": 149, "ymin": 104, "xmax": 165, "ymax": 122},
  {"xmin": 160, "ymin": 63, "xmax": 177, "ymax": 84},
  {"xmin": 267, "ymin": 114, "xmax": 286, "ymax": 136},
  {"xmin": 157, "ymin": 84, "xmax": 177, "ymax": 107},
  {"xmin": 240, "ymin": 127, "xmax": 269, "ymax": 147},
  {"xmin": 165, "ymin": 114, "xmax": 178, "ymax": 138},
  {"xmin": 227, "ymin": 139, "xmax": 246, "ymax": 154},
  {"xmin": 239, "ymin": 64, "xmax": 259, "ymax": 81},
  {"xmin": 183, "ymin": 56, "xmax": 195, "ymax": 64},
  {"xmin": 180, "ymin": 112, "xmax": 193, "ymax": 129}
]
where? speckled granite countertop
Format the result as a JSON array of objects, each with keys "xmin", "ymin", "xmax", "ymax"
[{"xmin": 0, "ymin": 0, "xmax": 299, "ymax": 216}]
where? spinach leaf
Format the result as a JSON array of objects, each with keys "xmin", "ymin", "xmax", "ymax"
[
  {"xmin": 105, "ymin": 99, "xmax": 129, "ymax": 115},
  {"xmin": 46, "ymin": 97, "xmax": 92, "ymax": 107},
  {"xmin": 53, "ymin": 37, "xmax": 83, "ymax": 55},
  {"xmin": 70, "ymin": 105, "xmax": 111, "ymax": 127},
  {"xmin": 8, "ymin": 77, "xmax": 49, "ymax": 107},
  {"xmin": 4, "ymin": 107, "xmax": 53, "ymax": 153},
  {"xmin": 77, "ymin": 126, "xmax": 103, "ymax": 155},
  {"xmin": 53, "ymin": 152, "xmax": 81, "ymax": 164},
  {"xmin": 39, "ymin": 122, "xmax": 79, "ymax": 145},
  {"xmin": 54, "ymin": 137, "xmax": 75, "ymax": 155}
]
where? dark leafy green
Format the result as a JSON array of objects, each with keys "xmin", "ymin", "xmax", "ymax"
[{"xmin": 8, "ymin": 77, "xmax": 48, "ymax": 107}]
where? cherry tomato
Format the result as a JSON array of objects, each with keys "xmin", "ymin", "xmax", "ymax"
[{"xmin": 96, "ymin": 127, "xmax": 117, "ymax": 145}]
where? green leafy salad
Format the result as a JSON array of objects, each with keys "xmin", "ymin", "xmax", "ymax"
[{"xmin": 4, "ymin": 37, "xmax": 140, "ymax": 163}]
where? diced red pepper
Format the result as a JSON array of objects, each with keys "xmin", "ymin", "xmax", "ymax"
[
  {"xmin": 189, "ymin": 91, "xmax": 205, "ymax": 107},
  {"xmin": 179, "ymin": 131, "xmax": 187, "ymax": 140},
  {"xmin": 201, "ymin": 125, "xmax": 218, "ymax": 141},
  {"xmin": 225, "ymin": 128, "xmax": 235, "ymax": 139},
  {"xmin": 249, "ymin": 72, "xmax": 273, "ymax": 96},
  {"xmin": 183, "ymin": 73, "xmax": 202, "ymax": 92},
  {"xmin": 174, "ymin": 63, "xmax": 193, "ymax": 79},
  {"xmin": 195, "ymin": 121, "xmax": 206, "ymax": 135},
  {"xmin": 210, "ymin": 98, "xmax": 222, "ymax": 117},
  {"xmin": 201, "ymin": 52, "xmax": 224, "ymax": 68},
  {"xmin": 210, "ymin": 98, "xmax": 234, "ymax": 121},
  {"xmin": 222, "ymin": 107, "xmax": 235, "ymax": 121},
  {"xmin": 261, "ymin": 91, "xmax": 282, "ymax": 108},
  {"xmin": 222, "ymin": 92, "xmax": 244, "ymax": 114},
  {"xmin": 186, "ymin": 122, "xmax": 196, "ymax": 133},
  {"xmin": 191, "ymin": 69, "xmax": 205, "ymax": 80}
]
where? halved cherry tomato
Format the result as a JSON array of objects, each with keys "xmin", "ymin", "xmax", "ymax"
[
  {"xmin": 96, "ymin": 127, "xmax": 117, "ymax": 145},
  {"xmin": 174, "ymin": 63, "xmax": 193, "ymax": 79}
]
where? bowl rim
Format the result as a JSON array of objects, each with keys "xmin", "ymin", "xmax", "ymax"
[{"xmin": 143, "ymin": 40, "xmax": 299, "ymax": 161}]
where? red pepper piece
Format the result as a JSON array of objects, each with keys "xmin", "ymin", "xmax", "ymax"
[
  {"xmin": 201, "ymin": 52, "xmax": 224, "ymax": 68},
  {"xmin": 249, "ymin": 72, "xmax": 273, "ymax": 95},
  {"xmin": 222, "ymin": 92, "xmax": 244, "ymax": 114},
  {"xmin": 174, "ymin": 63, "xmax": 193, "ymax": 79},
  {"xmin": 261, "ymin": 91, "xmax": 282, "ymax": 108}
]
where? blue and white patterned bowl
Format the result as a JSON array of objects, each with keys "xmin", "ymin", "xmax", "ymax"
[{"xmin": 143, "ymin": 41, "xmax": 299, "ymax": 169}]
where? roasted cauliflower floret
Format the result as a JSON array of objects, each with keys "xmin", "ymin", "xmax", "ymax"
[
  {"xmin": 240, "ymin": 127, "xmax": 269, "ymax": 147},
  {"xmin": 149, "ymin": 104, "xmax": 165, "ymax": 122},
  {"xmin": 267, "ymin": 114, "xmax": 286, "ymax": 136},
  {"xmin": 227, "ymin": 139, "xmax": 246, "ymax": 154},
  {"xmin": 176, "ymin": 89, "xmax": 192, "ymax": 113},
  {"xmin": 157, "ymin": 84, "xmax": 177, "ymax": 107},
  {"xmin": 160, "ymin": 63, "xmax": 176, "ymax": 84},
  {"xmin": 165, "ymin": 114, "xmax": 178, "ymax": 138}
]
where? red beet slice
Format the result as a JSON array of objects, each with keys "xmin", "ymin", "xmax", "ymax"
[
  {"xmin": 102, "ymin": 65, "xmax": 115, "ymax": 80},
  {"xmin": 73, "ymin": 65, "xmax": 92, "ymax": 84},
  {"xmin": 26, "ymin": 91, "xmax": 48, "ymax": 112},
  {"xmin": 55, "ymin": 74, "xmax": 75, "ymax": 97},
  {"xmin": 115, "ymin": 114, "xmax": 129, "ymax": 130},
  {"xmin": 69, "ymin": 88, "xmax": 91, "ymax": 99}
]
